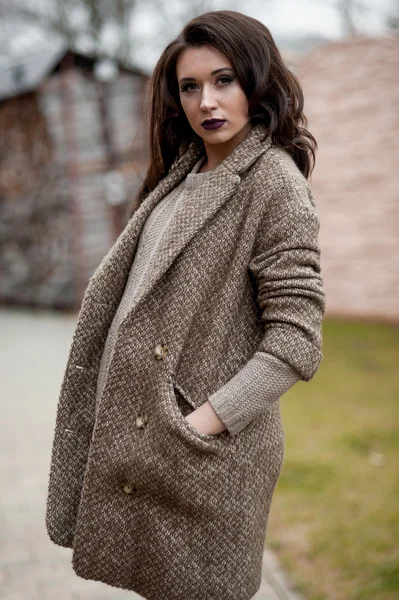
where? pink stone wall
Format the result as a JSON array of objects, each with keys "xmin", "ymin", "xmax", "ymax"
[{"xmin": 289, "ymin": 36, "xmax": 399, "ymax": 322}]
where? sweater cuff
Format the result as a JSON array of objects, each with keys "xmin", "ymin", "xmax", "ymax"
[{"xmin": 208, "ymin": 352, "xmax": 300, "ymax": 435}]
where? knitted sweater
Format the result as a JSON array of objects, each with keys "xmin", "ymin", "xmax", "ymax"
[{"xmin": 95, "ymin": 155, "xmax": 300, "ymax": 434}]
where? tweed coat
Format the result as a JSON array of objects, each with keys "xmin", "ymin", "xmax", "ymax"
[{"xmin": 45, "ymin": 122, "xmax": 325, "ymax": 600}]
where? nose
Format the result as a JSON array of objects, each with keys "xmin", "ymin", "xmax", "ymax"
[{"xmin": 199, "ymin": 84, "xmax": 218, "ymax": 111}]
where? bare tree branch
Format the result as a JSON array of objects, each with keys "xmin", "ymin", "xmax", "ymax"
[
  {"xmin": 0, "ymin": 0, "xmax": 139, "ymax": 61},
  {"xmin": 0, "ymin": 0, "xmax": 244, "ymax": 67},
  {"xmin": 385, "ymin": 0, "xmax": 399, "ymax": 32},
  {"xmin": 144, "ymin": 0, "xmax": 241, "ymax": 32},
  {"xmin": 312, "ymin": 0, "xmax": 370, "ymax": 36}
]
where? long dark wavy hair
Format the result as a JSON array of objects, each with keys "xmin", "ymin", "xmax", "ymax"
[{"xmin": 131, "ymin": 10, "xmax": 317, "ymax": 215}]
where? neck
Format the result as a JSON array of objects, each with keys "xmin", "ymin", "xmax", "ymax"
[{"xmin": 201, "ymin": 122, "xmax": 253, "ymax": 171}]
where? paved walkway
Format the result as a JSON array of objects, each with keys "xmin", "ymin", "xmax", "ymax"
[{"xmin": 0, "ymin": 307, "xmax": 304, "ymax": 600}]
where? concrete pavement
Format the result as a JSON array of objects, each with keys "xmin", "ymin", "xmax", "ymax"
[{"xmin": 0, "ymin": 306, "xmax": 304, "ymax": 600}]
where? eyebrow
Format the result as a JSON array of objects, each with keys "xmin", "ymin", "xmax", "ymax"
[{"xmin": 179, "ymin": 67, "xmax": 235, "ymax": 84}]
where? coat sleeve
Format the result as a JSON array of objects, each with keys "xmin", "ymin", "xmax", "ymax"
[{"xmin": 208, "ymin": 171, "xmax": 326, "ymax": 435}]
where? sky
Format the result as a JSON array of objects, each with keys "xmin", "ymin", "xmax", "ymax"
[
  {"xmin": 1, "ymin": 0, "xmax": 396, "ymax": 71},
  {"xmin": 249, "ymin": 0, "xmax": 394, "ymax": 37},
  {"xmin": 131, "ymin": 0, "xmax": 397, "ymax": 71}
]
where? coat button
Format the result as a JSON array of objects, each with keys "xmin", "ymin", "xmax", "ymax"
[
  {"xmin": 154, "ymin": 343, "xmax": 168, "ymax": 360},
  {"xmin": 136, "ymin": 414, "xmax": 148, "ymax": 429},
  {"xmin": 121, "ymin": 482, "xmax": 134, "ymax": 495}
]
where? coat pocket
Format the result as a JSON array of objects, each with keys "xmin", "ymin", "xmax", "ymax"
[
  {"xmin": 162, "ymin": 374, "xmax": 232, "ymax": 454},
  {"xmin": 172, "ymin": 380, "xmax": 196, "ymax": 417}
]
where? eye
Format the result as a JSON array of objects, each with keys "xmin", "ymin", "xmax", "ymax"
[
  {"xmin": 180, "ymin": 82, "xmax": 198, "ymax": 93},
  {"xmin": 180, "ymin": 76, "xmax": 235, "ymax": 93},
  {"xmin": 217, "ymin": 76, "xmax": 233, "ymax": 85}
]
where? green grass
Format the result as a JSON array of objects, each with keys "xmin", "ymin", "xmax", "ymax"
[{"xmin": 266, "ymin": 318, "xmax": 399, "ymax": 600}]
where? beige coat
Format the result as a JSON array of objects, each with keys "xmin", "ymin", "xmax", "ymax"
[{"xmin": 45, "ymin": 123, "xmax": 325, "ymax": 600}]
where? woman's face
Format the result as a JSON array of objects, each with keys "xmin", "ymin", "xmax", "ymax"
[{"xmin": 176, "ymin": 45, "xmax": 251, "ymax": 146}]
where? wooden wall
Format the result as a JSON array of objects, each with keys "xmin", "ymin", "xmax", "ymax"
[{"xmin": 0, "ymin": 63, "xmax": 149, "ymax": 309}]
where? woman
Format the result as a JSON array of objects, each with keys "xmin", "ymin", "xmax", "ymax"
[{"xmin": 46, "ymin": 10, "xmax": 326, "ymax": 600}]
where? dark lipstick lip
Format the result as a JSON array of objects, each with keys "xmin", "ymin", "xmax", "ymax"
[
  {"xmin": 202, "ymin": 119, "xmax": 225, "ymax": 125},
  {"xmin": 201, "ymin": 119, "xmax": 226, "ymax": 130}
]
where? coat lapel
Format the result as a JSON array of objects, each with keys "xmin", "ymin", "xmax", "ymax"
[{"xmin": 86, "ymin": 123, "xmax": 273, "ymax": 322}]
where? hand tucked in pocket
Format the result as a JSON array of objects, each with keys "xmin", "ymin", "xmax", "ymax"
[{"xmin": 185, "ymin": 400, "xmax": 227, "ymax": 436}]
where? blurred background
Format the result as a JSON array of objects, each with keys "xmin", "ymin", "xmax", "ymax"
[{"xmin": 0, "ymin": 1, "xmax": 398, "ymax": 599}]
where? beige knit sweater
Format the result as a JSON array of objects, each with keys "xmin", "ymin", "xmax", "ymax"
[{"xmin": 95, "ymin": 155, "xmax": 300, "ymax": 433}]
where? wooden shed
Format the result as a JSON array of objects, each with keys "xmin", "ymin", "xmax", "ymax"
[{"xmin": 0, "ymin": 43, "xmax": 150, "ymax": 309}]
